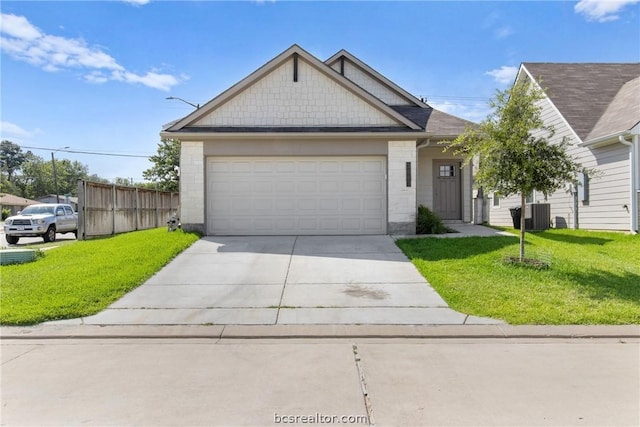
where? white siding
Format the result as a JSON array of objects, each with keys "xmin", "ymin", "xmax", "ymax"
[
  {"xmin": 488, "ymin": 95, "xmax": 633, "ymax": 231},
  {"xmin": 194, "ymin": 58, "xmax": 400, "ymax": 127}
]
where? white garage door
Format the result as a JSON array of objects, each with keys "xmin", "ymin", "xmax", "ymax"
[{"xmin": 206, "ymin": 156, "xmax": 386, "ymax": 235}]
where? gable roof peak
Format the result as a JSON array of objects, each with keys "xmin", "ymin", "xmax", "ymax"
[
  {"xmin": 164, "ymin": 43, "xmax": 422, "ymax": 132},
  {"xmin": 519, "ymin": 62, "xmax": 640, "ymax": 141},
  {"xmin": 325, "ymin": 49, "xmax": 428, "ymax": 108}
]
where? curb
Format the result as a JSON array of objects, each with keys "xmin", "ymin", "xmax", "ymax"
[{"xmin": 1, "ymin": 324, "xmax": 638, "ymax": 340}]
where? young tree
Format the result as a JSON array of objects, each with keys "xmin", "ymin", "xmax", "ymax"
[
  {"xmin": 446, "ymin": 80, "xmax": 585, "ymax": 261},
  {"xmin": 143, "ymin": 139, "xmax": 179, "ymax": 192}
]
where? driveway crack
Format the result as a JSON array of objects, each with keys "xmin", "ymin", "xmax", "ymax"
[
  {"xmin": 352, "ymin": 344, "xmax": 375, "ymax": 426},
  {"xmin": 275, "ymin": 236, "xmax": 297, "ymax": 324}
]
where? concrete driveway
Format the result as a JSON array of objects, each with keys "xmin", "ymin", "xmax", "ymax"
[{"xmin": 82, "ymin": 235, "xmax": 501, "ymax": 326}]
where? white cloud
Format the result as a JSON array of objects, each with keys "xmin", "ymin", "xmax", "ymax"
[
  {"xmin": 485, "ymin": 66, "xmax": 519, "ymax": 85},
  {"xmin": 111, "ymin": 70, "xmax": 180, "ymax": 92},
  {"xmin": 482, "ymin": 11, "xmax": 515, "ymax": 39},
  {"xmin": 495, "ymin": 25, "xmax": 514, "ymax": 39},
  {"xmin": 0, "ymin": 13, "xmax": 181, "ymax": 91},
  {"xmin": 575, "ymin": 0, "xmax": 639, "ymax": 22},
  {"xmin": 0, "ymin": 121, "xmax": 42, "ymax": 139},
  {"xmin": 122, "ymin": 0, "xmax": 151, "ymax": 5}
]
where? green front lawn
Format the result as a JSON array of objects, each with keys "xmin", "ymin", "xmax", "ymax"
[
  {"xmin": 396, "ymin": 229, "xmax": 640, "ymax": 325},
  {"xmin": 0, "ymin": 228, "xmax": 200, "ymax": 325}
]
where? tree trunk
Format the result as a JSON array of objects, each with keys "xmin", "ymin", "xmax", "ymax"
[{"xmin": 520, "ymin": 192, "xmax": 526, "ymax": 261}]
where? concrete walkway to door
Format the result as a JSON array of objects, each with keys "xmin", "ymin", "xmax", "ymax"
[{"xmin": 82, "ymin": 235, "xmax": 502, "ymax": 326}]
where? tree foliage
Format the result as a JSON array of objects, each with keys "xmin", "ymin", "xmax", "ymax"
[
  {"xmin": 142, "ymin": 139, "xmax": 180, "ymax": 192},
  {"xmin": 446, "ymin": 80, "xmax": 585, "ymax": 260},
  {"xmin": 1, "ymin": 140, "xmax": 27, "ymax": 181},
  {"xmin": 0, "ymin": 140, "xmax": 104, "ymax": 199}
]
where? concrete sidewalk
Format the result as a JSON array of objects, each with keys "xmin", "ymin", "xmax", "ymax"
[
  {"xmin": 2, "ymin": 324, "xmax": 638, "ymax": 340},
  {"xmin": 78, "ymin": 235, "xmax": 501, "ymax": 326},
  {"xmin": 2, "ymin": 336, "xmax": 638, "ymax": 426}
]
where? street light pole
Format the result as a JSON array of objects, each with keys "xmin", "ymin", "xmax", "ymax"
[
  {"xmin": 51, "ymin": 147, "xmax": 69, "ymax": 203},
  {"xmin": 166, "ymin": 96, "xmax": 200, "ymax": 109}
]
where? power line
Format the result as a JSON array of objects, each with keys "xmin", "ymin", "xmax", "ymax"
[{"xmin": 18, "ymin": 145, "xmax": 152, "ymax": 158}]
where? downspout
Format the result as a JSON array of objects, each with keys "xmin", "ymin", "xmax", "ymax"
[{"xmin": 619, "ymin": 134, "xmax": 638, "ymax": 234}]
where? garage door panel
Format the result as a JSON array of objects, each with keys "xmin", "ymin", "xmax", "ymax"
[
  {"xmin": 298, "ymin": 162, "xmax": 318, "ymax": 173},
  {"xmin": 298, "ymin": 181, "xmax": 317, "ymax": 192},
  {"xmin": 342, "ymin": 181, "xmax": 361, "ymax": 192},
  {"xmin": 363, "ymin": 161, "xmax": 384, "ymax": 172},
  {"xmin": 319, "ymin": 181, "xmax": 339, "ymax": 193},
  {"xmin": 207, "ymin": 156, "xmax": 386, "ymax": 235},
  {"xmin": 319, "ymin": 161, "xmax": 340, "ymax": 173},
  {"xmin": 342, "ymin": 199, "xmax": 361, "ymax": 211},
  {"xmin": 276, "ymin": 182, "xmax": 295, "ymax": 192},
  {"xmin": 231, "ymin": 161, "xmax": 252, "ymax": 173},
  {"xmin": 274, "ymin": 199, "xmax": 296, "ymax": 213},
  {"xmin": 364, "ymin": 180, "xmax": 384, "ymax": 192},
  {"xmin": 364, "ymin": 198, "xmax": 384, "ymax": 210},
  {"xmin": 318, "ymin": 199, "xmax": 339, "ymax": 211},
  {"xmin": 342, "ymin": 161, "xmax": 362, "ymax": 172}
]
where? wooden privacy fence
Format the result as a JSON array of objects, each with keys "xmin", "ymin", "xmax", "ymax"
[{"xmin": 77, "ymin": 180, "xmax": 179, "ymax": 240}]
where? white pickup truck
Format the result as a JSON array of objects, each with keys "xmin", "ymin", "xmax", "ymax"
[{"xmin": 3, "ymin": 203, "xmax": 78, "ymax": 244}]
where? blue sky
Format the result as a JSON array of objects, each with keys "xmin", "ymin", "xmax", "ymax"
[{"xmin": 1, "ymin": 0, "xmax": 639, "ymax": 182}]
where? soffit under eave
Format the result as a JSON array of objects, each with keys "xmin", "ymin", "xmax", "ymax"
[
  {"xmin": 167, "ymin": 45, "xmax": 421, "ymax": 132},
  {"xmin": 159, "ymin": 130, "xmax": 428, "ymax": 141}
]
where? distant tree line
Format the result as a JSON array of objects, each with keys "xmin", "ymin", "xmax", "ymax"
[{"xmin": 0, "ymin": 139, "xmax": 179, "ymax": 200}]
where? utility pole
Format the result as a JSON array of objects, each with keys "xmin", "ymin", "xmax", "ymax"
[{"xmin": 51, "ymin": 147, "xmax": 69, "ymax": 203}]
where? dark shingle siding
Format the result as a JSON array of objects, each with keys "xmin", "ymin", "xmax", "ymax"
[{"xmin": 523, "ymin": 63, "xmax": 640, "ymax": 140}]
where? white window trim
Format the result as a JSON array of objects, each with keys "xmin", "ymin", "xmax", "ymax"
[{"xmin": 492, "ymin": 193, "xmax": 501, "ymax": 208}]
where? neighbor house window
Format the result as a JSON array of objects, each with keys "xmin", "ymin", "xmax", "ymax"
[
  {"xmin": 492, "ymin": 194, "xmax": 500, "ymax": 208},
  {"xmin": 526, "ymin": 191, "xmax": 534, "ymax": 204}
]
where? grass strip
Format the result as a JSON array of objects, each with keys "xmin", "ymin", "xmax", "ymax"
[
  {"xmin": 396, "ymin": 229, "xmax": 640, "ymax": 325},
  {"xmin": 0, "ymin": 228, "xmax": 200, "ymax": 325}
]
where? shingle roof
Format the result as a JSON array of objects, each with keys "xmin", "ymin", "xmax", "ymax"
[
  {"xmin": 0, "ymin": 193, "xmax": 39, "ymax": 206},
  {"xmin": 390, "ymin": 106, "xmax": 475, "ymax": 136},
  {"xmin": 523, "ymin": 63, "xmax": 640, "ymax": 141},
  {"xmin": 163, "ymin": 45, "xmax": 474, "ymax": 138},
  {"xmin": 588, "ymin": 76, "xmax": 640, "ymax": 141}
]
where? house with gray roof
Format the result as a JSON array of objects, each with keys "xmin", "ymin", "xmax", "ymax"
[
  {"xmin": 0, "ymin": 193, "xmax": 39, "ymax": 217},
  {"xmin": 162, "ymin": 45, "xmax": 474, "ymax": 235},
  {"xmin": 488, "ymin": 62, "xmax": 640, "ymax": 233}
]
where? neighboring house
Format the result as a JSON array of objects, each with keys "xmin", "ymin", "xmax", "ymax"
[
  {"xmin": 161, "ymin": 44, "xmax": 474, "ymax": 235},
  {"xmin": 489, "ymin": 63, "xmax": 640, "ymax": 233},
  {"xmin": 0, "ymin": 193, "xmax": 39, "ymax": 216},
  {"xmin": 36, "ymin": 194, "xmax": 79, "ymax": 211}
]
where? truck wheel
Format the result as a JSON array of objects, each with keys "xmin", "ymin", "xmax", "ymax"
[
  {"xmin": 43, "ymin": 225, "xmax": 56, "ymax": 243},
  {"xmin": 6, "ymin": 235, "xmax": 19, "ymax": 244}
]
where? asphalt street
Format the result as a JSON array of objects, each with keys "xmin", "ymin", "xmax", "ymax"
[
  {"xmin": 0, "ymin": 230, "xmax": 76, "ymax": 248},
  {"xmin": 1, "ymin": 337, "xmax": 638, "ymax": 426}
]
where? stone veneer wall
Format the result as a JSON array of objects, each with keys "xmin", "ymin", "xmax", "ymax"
[
  {"xmin": 179, "ymin": 141, "xmax": 205, "ymax": 233},
  {"xmin": 194, "ymin": 58, "xmax": 399, "ymax": 127},
  {"xmin": 388, "ymin": 140, "xmax": 417, "ymax": 234}
]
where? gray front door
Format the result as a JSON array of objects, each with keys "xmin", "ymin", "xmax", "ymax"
[{"xmin": 433, "ymin": 160, "xmax": 462, "ymax": 220}]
